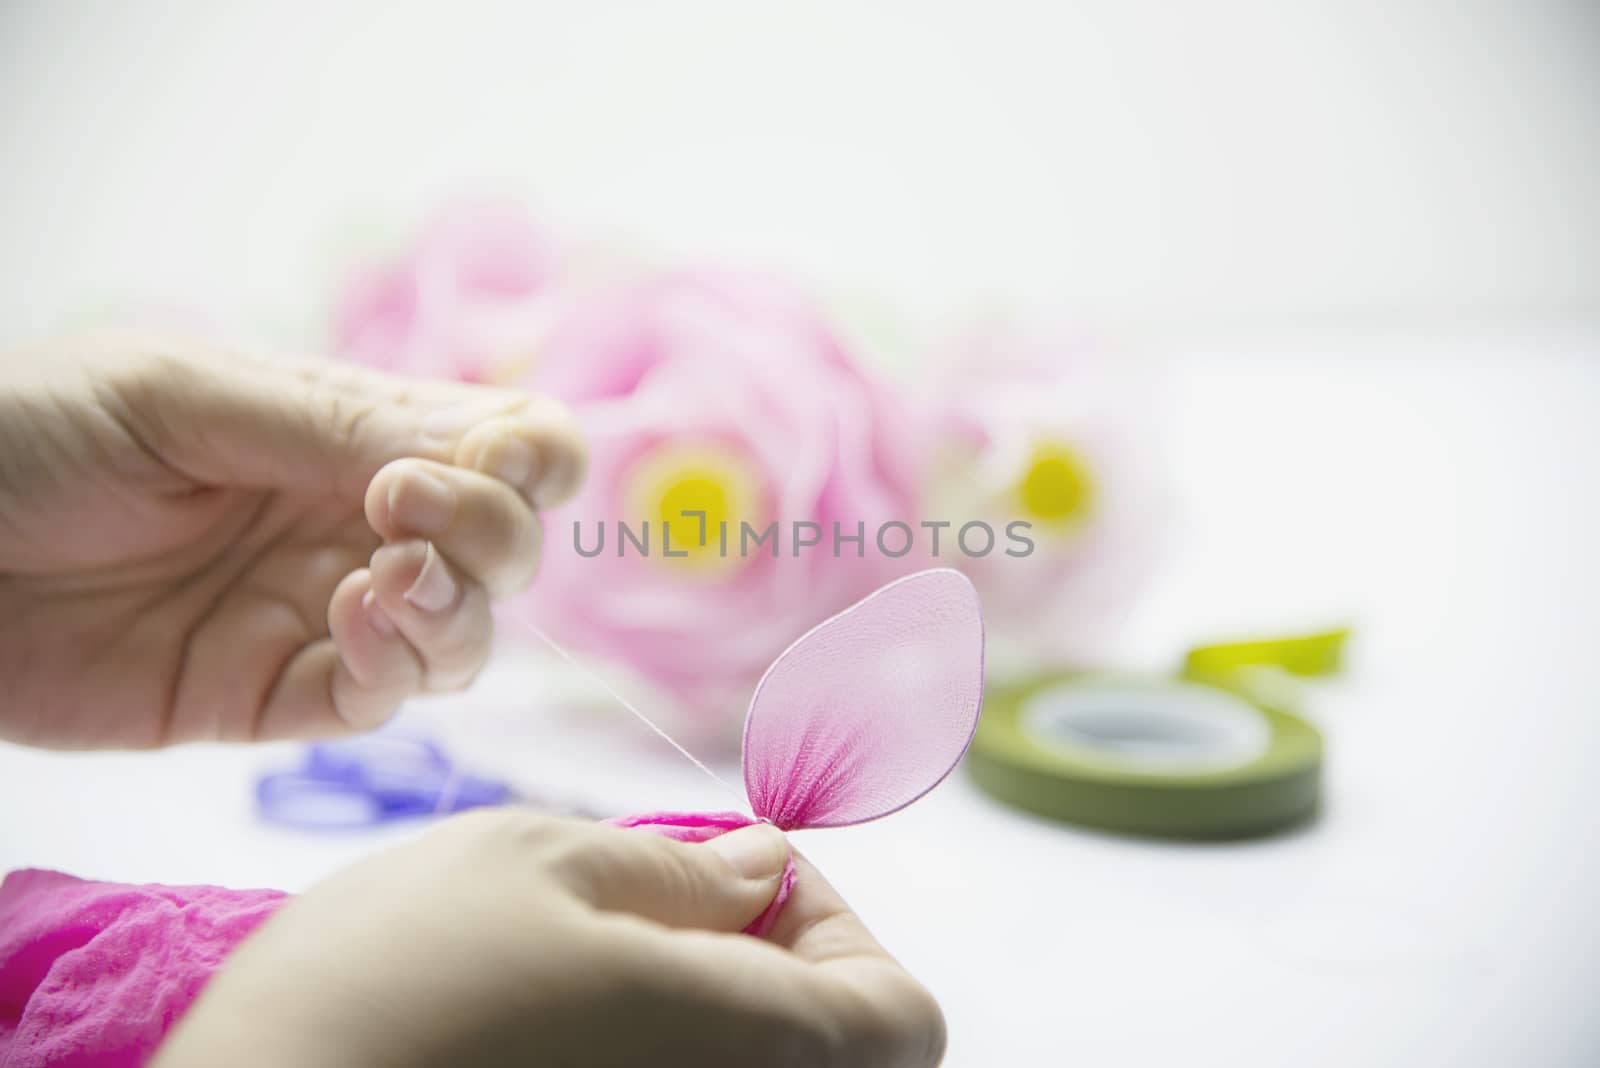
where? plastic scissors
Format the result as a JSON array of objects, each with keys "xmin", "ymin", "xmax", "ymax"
[{"xmin": 256, "ymin": 732, "xmax": 514, "ymax": 830}]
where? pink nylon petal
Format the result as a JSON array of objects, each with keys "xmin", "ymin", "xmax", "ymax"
[
  {"xmin": 606, "ymin": 811, "xmax": 796, "ymax": 937},
  {"xmin": 742, "ymin": 568, "xmax": 985, "ymax": 830}
]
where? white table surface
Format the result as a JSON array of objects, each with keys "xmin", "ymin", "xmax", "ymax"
[{"xmin": 3, "ymin": 330, "xmax": 1597, "ymax": 1066}]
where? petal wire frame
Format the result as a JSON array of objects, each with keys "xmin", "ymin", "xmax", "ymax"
[{"xmin": 741, "ymin": 569, "xmax": 986, "ymax": 830}]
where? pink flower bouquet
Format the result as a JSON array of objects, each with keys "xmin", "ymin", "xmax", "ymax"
[{"xmin": 333, "ymin": 203, "xmax": 1158, "ymax": 742}]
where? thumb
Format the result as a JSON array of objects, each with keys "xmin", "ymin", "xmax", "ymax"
[{"xmin": 561, "ymin": 823, "xmax": 792, "ymax": 933}]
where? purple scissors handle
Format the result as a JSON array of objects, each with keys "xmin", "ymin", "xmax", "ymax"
[{"xmin": 257, "ymin": 733, "xmax": 513, "ymax": 830}]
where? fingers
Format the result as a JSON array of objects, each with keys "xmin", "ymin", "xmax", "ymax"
[
  {"xmin": 324, "ymin": 568, "xmax": 424, "ymax": 728},
  {"xmin": 545, "ymin": 820, "xmax": 944, "ymax": 1065},
  {"xmin": 364, "ymin": 459, "xmax": 543, "ymax": 596},
  {"xmin": 104, "ymin": 349, "xmax": 441, "ymax": 497},
  {"xmin": 554, "ymin": 822, "xmax": 793, "ymax": 934},
  {"xmin": 102, "ymin": 337, "xmax": 585, "ymax": 507},
  {"xmin": 253, "ymin": 540, "xmax": 493, "ymax": 738},
  {"xmin": 412, "ymin": 812, "xmax": 943, "ymax": 1067},
  {"xmin": 164, "ymin": 542, "xmax": 373, "ymax": 742},
  {"xmin": 243, "ymin": 568, "xmax": 422, "ymax": 740},
  {"xmin": 97, "ymin": 339, "xmax": 583, "ymax": 726},
  {"xmin": 309, "ymin": 410, "xmax": 561, "ymax": 722},
  {"xmin": 453, "ymin": 410, "xmax": 586, "ymax": 511},
  {"xmin": 766, "ymin": 852, "xmax": 894, "ymax": 965},
  {"xmin": 774, "ymin": 853, "xmax": 948, "ymax": 1066},
  {"xmin": 257, "ymin": 350, "xmax": 587, "ymax": 509},
  {"xmin": 644, "ymin": 852, "xmax": 948, "ymax": 1068},
  {"xmin": 366, "ymin": 540, "xmax": 492, "ymax": 692}
]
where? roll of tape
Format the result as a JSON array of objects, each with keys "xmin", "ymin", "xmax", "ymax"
[{"xmin": 967, "ymin": 673, "xmax": 1322, "ymax": 839}]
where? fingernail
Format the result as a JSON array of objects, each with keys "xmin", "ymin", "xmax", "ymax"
[
  {"xmin": 404, "ymin": 543, "xmax": 458, "ymax": 613},
  {"xmin": 488, "ymin": 436, "xmax": 537, "ymax": 492},
  {"xmin": 361, "ymin": 589, "xmax": 399, "ymax": 637},
  {"xmin": 705, "ymin": 824, "xmax": 789, "ymax": 881},
  {"xmin": 389, "ymin": 468, "xmax": 455, "ymax": 536}
]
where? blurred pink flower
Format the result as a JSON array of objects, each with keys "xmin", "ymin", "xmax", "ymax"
[
  {"xmin": 924, "ymin": 322, "xmax": 1165, "ymax": 671},
  {"xmin": 520, "ymin": 271, "xmax": 929, "ymax": 744},
  {"xmin": 329, "ymin": 202, "xmax": 1159, "ymax": 732},
  {"xmin": 333, "ymin": 200, "xmax": 557, "ymax": 382}
]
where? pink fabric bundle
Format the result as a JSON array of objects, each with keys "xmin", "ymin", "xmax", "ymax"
[
  {"xmin": 0, "ymin": 869, "xmax": 286, "ymax": 1068},
  {"xmin": 613, "ymin": 569, "xmax": 986, "ymax": 936}
]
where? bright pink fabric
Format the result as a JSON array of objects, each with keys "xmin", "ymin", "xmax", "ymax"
[
  {"xmin": 0, "ymin": 869, "xmax": 287, "ymax": 1068},
  {"xmin": 607, "ymin": 812, "xmax": 797, "ymax": 937}
]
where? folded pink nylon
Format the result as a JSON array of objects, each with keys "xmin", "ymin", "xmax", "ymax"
[
  {"xmin": 606, "ymin": 812, "xmax": 797, "ymax": 937},
  {"xmin": 0, "ymin": 869, "xmax": 287, "ymax": 1068}
]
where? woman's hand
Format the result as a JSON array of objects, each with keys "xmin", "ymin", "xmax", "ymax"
[
  {"xmin": 154, "ymin": 811, "xmax": 945, "ymax": 1067},
  {"xmin": 0, "ymin": 330, "xmax": 584, "ymax": 748}
]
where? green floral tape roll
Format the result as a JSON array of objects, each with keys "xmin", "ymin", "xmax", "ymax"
[{"xmin": 967, "ymin": 672, "xmax": 1323, "ymax": 839}]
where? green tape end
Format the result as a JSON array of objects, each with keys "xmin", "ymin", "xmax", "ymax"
[{"xmin": 1182, "ymin": 627, "xmax": 1351, "ymax": 680}]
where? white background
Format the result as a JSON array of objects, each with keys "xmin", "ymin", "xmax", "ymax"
[
  {"xmin": 1, "ymin": 0, "xmax": 1596, "ymax": 343},
  {"xmin": 1, "ymin": 3, "xmax": 1598, "ymax": 1066}
]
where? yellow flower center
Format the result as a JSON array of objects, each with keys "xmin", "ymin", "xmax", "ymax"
[
  {"xmin": 623, "ymin": 443, "xmax": 766, "ymax": 573},
  {"xmin": 1015, "ymin": 440, "xmax": 1095, "ymax": 529}
]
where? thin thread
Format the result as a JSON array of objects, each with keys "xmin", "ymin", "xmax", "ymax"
[{"xmin": 510, "ymin": 615, "xmax": 746, "ymax": 804}]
